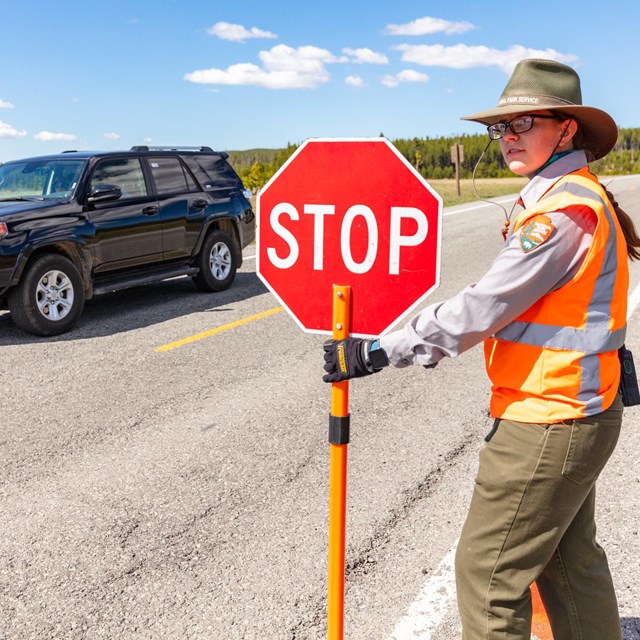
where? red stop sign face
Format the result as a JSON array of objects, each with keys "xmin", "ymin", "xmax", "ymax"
[{"xmin": 257, "ymin": 138, "xmax": 442, "ymax": 337}]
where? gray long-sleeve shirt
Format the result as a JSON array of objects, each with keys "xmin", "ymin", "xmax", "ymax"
[{"xmin": 380, "ymin": 150, "xmax": 597, "ymax": 368}]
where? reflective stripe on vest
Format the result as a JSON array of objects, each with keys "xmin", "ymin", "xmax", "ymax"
[
  {"xmin": 496, "ymin": 181, "xmax": 624, "ymax": 352},
  {"xmin": 486, "ymin": 169, "xmax": 628, "ymax": 421}
]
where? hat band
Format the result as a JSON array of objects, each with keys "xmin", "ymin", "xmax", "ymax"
[{"xmin": 497, "ymin": 95, "xmax": 577, "ymax": 107}]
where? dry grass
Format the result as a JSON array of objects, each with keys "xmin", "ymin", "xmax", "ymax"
[{"xmin": 427, "ymin": 177, "xmax": 527, "ymax": 207}]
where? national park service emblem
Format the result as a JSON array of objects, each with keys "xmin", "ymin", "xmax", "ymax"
[{"xmin": 520, "ymin": 215, "xmax": 555, "ymax": 253}]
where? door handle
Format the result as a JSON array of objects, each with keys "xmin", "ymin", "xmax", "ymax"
[
  {"xmin": 191, "ymin": 199, "xmax": 208, "ymax": 210},
  {"xmin": 142, "ymin": 205, "xmax": 159, "ymax": 215}
]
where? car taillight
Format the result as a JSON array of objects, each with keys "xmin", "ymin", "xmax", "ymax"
[{"xmin": 0, "ymin": 222, "xmax": 8, "ymax": 239}]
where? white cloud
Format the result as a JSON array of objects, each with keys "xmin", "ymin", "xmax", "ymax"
[
  {"xmin": 103, "ymin": 132, "xmax": 121, "ymax": 140},
  {"xmin": 394, "ymin": 44, "xmax": 577, "ymax": 73},
  {"xmin": 143, "ymin": 137, "xmax": 152, "ymax": 143},
  {"xmin": 345, "ymin": 75, "xmax": 365, "ymax": 88},
  {"xmin": 185, "ymin": 44, "xmax": 340, "ymax": 89},
  {"xmin": 384, "ymin": 16, "xmax": 475, "ymax": 36},
  {"xmin": 382, "ymin": 69, "xmax": 430, "ymax": 88},
  {"xmin": 0, "ymin": 120, "xmax": 27, "ymax": 138},
  {"xmin": 0, "ymin": 99, "xmax": 15, "ymax": 109},
  {"xmin": 34, "ymin": 131, "xmax": 77, "ymax": 142},
  {"xmin": 343, "ymin": 48, "xmax": 388, "ymax": 64},
  {"xmin": 208, "ymin": 21, "xmax": 277, "ymax": 42}
]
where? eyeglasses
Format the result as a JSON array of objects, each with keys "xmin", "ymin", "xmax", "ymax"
[{"xmin": 487, "ymin": 114, "xmax": 563, "ymax": 140}]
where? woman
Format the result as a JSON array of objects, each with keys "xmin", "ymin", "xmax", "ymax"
[{"xmin": 323, "ymin": 59, "xmax": 640, "ymax": 639}]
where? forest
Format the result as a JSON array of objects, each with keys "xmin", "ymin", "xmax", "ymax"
[{"xmin": 228, "ymin": 127, "xmax": 640, "ymax": 193}]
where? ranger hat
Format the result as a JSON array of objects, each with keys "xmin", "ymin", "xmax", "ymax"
[{"xmin": 461, "ymin": 58, "xmax": 618, "ymax": 160}]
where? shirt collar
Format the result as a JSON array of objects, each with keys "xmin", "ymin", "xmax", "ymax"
[{"xmin": 519, "ymin": 150, "xmax": 588, "ymax": 208}]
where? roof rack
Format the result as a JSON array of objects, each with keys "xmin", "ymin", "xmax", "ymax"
[{"xmin": 129, "ymin": 145, "xmax": 215, "ymax": 153}]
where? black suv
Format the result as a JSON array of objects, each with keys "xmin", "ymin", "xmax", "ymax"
[{"xmin": 0, "ymin": 146, "xmax": 255, "ymax": 336}]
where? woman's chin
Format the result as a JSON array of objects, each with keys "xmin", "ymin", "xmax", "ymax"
[{"xmin": 506, "ymin": 160, "xmax": 531, "ymax": 177}]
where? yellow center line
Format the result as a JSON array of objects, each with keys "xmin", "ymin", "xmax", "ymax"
[{"xmin": 155, "ymin": 306, "xmax": 284, "ymax": 352}]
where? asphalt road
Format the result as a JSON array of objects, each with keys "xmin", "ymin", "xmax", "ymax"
[{"xmin": 1, "ymin": 175, "xmax": 639, "ymax": 640}]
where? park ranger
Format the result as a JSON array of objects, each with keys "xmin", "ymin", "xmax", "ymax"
[{"xmin": 322, "ymin": 59, "xmax": 640, "ymax": 639}]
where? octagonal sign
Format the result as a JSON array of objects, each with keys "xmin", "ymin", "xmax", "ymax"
[{"xmin": 256, "ymin": 138, "xmax": 442, "ymax": 337}]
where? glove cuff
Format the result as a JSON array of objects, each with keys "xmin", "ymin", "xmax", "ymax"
[{"xmin": 362, "ymin": 339, "xmax": 389, "ymax": 372}]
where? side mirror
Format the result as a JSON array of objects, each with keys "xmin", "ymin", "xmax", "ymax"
[{"xmin": 87, "ymin": 183, "xmax": 122, "ymax": 203}]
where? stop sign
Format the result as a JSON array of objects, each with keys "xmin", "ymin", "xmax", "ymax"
[{"xmin": 256, "ymin": 138, "xmax": 442, "ymax": 337}]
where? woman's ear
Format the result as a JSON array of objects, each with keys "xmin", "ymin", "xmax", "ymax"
[{"xmin": 558, "ymin": 118, "xmax": 579, "ymax": 149}]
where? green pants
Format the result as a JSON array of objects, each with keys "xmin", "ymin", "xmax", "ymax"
[{"xmin": 455, "ymin": 395, "xmax": 623, "ymax": 639}]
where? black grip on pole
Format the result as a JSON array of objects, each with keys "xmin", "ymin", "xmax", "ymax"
[{"xmin": 329, "ymin": 414, "xmax": 350, "ymax": 445}]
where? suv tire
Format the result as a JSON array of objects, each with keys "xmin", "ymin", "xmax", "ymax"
[
  {"xmin": 8, "ymin": 254, "xmax": 85, "ymax": 336},
  {"xmin": 193, "ymin": 229, "xmax": 238, "ymax": 292}
]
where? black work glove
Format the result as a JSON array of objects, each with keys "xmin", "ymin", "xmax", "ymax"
[{"xmin": 322, "ymin": 338, "xmax": 388, "ymax": 383}]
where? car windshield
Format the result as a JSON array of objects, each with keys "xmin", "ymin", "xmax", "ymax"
[{"xmin": 0, "ymin": 159, "xmax": 86, "ymax": 200}]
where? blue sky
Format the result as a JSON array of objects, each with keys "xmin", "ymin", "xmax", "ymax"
[{"xmin": 1, "ymin": 0, "xmax": 637, "ymax": 163}]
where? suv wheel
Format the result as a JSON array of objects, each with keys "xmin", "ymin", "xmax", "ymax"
[
  {"xmin": 193, "ymin": 229, "xmax": 238, "ymax": 292},
  {"xmin": 8, "ymin": 254, "xmax": 85, "ymax": 336}
]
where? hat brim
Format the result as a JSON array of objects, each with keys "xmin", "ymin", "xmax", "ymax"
[{"xmin": 461, "ymin": 104, "xmax": 618, "ymax": 161}]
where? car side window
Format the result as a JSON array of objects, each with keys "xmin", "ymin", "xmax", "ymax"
[
  {"xmin": 90, "ymin": 158, "xmax": 148, "ymax": 199},
  {"xmin": 148, "ymin": 157, "xmax": 199, "ymax": 195},
  {"xmin": 194, "ymin": 156, "xmax": 242, "ymax": 190}
]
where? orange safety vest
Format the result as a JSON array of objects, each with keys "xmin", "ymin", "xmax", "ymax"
[{"xmin": 485, "ymin": 167, "xmax": 628, "ymax": 422}]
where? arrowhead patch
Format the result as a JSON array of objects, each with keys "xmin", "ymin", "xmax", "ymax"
[{"xmin": 520, "ymin": 215, "xmax": 555, "ymax": 253}]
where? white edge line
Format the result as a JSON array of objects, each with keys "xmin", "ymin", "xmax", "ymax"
[
  {"xmin": 386, "ymin": 544, "xmax": 458, "ymax": 640},
  {"xmin": 628, "ymin": 280, "xmax": 640, "ymax": 320},
  {"xmin": 443, "ymin": 195, "xmax": 517, "ymax": 217}
]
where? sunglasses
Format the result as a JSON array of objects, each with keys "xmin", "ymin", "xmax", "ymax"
[{"xmin": 487, "ymin": 114, "xmax": 564, "ymax": 140}]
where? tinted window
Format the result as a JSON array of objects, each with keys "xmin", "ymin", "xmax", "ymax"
[
  {"xmin": 194, "ymin": 156, "xmax": 242, "ymax": 190},
  {"xmin": 90, "ymin": 158, "xmax": 148, "ymax": 198},
  {"xmin": 148, "ymin": 157, "xmax": 198, "ymax": 195}
]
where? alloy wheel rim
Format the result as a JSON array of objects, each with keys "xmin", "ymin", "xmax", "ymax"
[
  {"xmin": 35, "ymin": 269, "xmax": 74, "ymax": 321},
  {"xmin": 209, "ymin": 242, "xmax": 231, "ymax": 280}
]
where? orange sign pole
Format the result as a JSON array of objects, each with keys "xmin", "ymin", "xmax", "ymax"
[{"xmin": 327, "ymin": 284, "xmax": 351, "ymax": 640}]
